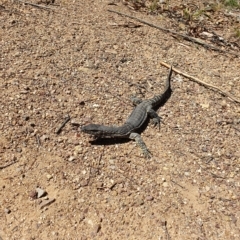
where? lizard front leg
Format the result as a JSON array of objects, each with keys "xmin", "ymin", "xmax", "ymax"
[
  {"xmin": 147, "ymin": 108, "xmax": 162, "ymax": 130},
  {"xmin": 130, "ymin": 96, "xmax": 142, "ymax": 106},
  {"xmin": 129, "ymin": 132, "xmax": 151, "ymax": 158}
]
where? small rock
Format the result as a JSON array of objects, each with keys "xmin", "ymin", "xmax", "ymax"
[
  {"xmin": 30, "ymin": 122, "xmax": 36, "ymax": 127},
  {"xmin": 199, "ymin": 31, "xmax": 214, "ymax": 39},
  {"xmin": 4, "ymin": 208, "xmax": 11, "ymax": 214},
  {"xmin": 40, "ymin": 135, "xmax": 49, "ymax": 141},
  {"xmin": 29, "ymin": 190, "xmax": 38, "ymax": 200},
  {"xmin": 36, "ymin": 187, "xmax": 47, "ymax": 198},
  {"xmin": 135, "ymin": 197, "xmax": 144, "ymax": 206},
  {"xmin": 112, "ymin": 191, "xmax": 118, "ymax": 196},
  {"xmin": 74, "ymin": 145, "xmax": 82, "ymax": 154},
  {"xmin": 146, "ymin": 196, "xmax": 154, "ymax": 201},
  {"xmin": 109, "ymin": 159, "xmax": 115, "ymax": 165},
  {"xmin": 79, "ymin": 213, "xmax": 85, "ymax": 222},
  {"xmin": 163, "ymin": 182, "xmax": 168, "ymax": 188},
  {"xmin": 46, "ymin": 174, "xmax": 53, "ymax": 180},
  {"xmin": 78, "ymin": 67, "xmax": 91, "ymax": 73},
  {"xmin": 27, "ymin": 126, "xmax": 34, "ymax": 133},
  {"xmin": 87, "ymin": 218, "xmax": 94, "ymax": 226},
  {"xmin": 51, "ymin": 231, "xmax": 58, "ymax": 236},
  {"xmin": 96, "ymin": 182, "xmax": 103, "ymax": 189},
  {"xmin": 105, "ymin": 49, "xmax": 117, "ymax": 54},
  {"xmin": 80, "ymin": 179, "xmax": 89, "ymax": 187},
  {"xmin": 23, "ymin": 115, "xmax": 30, "ymax": 121},
  {"xmin": 93, "ymin": 223, "xmax": 101, "ymax": 234},
  {"xmin": 205, "ymin": 186, "xmax": 211, "ymax": 192},
  {"xmin": 16, "ymin": 148, "xmax": 22, "ymax": 153},
  {"xmin": 71, "ymin": 118, "xmax": 81, "ymax": 126},
  {"xmin": 68, "ymin": 156, "xmax": 76, "ymax": 162},
  {"xmin": 200, "ymin": 103, "xmax": 209, "ymax": 109}
]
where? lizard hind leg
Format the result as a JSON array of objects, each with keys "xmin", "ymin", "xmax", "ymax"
[{"xmin": 129, "ymin": 132, "xmax": 151, "ymax": 158}]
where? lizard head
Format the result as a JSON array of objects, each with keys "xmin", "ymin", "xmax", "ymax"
[{"xmin": 81, "ymin": 124, "xmax": 104, "ymax": 136}]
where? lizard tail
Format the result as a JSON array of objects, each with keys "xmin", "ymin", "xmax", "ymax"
[{"xmin": 151, "ymin": 65, "xmax": 173, "ymax": 107}]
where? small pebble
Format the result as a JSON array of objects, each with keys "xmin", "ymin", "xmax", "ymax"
[
  {"xmin": 40, "ymin": 135, "xmax": 49, "ymax": 141},
  {"xmin": 36, "ymin": 187, "xmax": 47, "ymax": 198},
  {"xmin": 30, "ymin": 122, "xmax": 35, "ymax": 127},
  {"xmin": 71, "ymin": 118, "xmax": 81, "ymax": 126},
  {"xmin": 135, "ymin": 197, "xmax": 144, "ymax": 206},
  {"xmin": 146, "ymin": 196, "xmax": 154, "ymax": 201},
  {"xmin": 163, "ymin": 182, "xmax": 168, "ymax": 188},
  {"xmin": 29, "ymin": 190, "xmax": 38, "ymax": 200},
  {"xmin": 205, "ymin": 186, "xmax": 211, "ymax": 192},
  {"xmin": 93, "ymin": 223, "xmax": 101, "ymax": 234},
  {"xmin": 68, "ymin": 156, "xmax": 76, "ymax": 162},
  {"xmin": 23, "ymin": 115, "xmax": 30, "ymax": 121},
  {"xmin": 74, "ymin": 146, "xmax": 82, "ymax": 153},
  {"xmin": 46, "ymin": 174, "xmax": 53, "ymax": 180},
  {"xmin": 4, "ymin": 208, "xmax": 11, "ymax": 214},
  {"xmin": 16, "ymin": 148, "xmax": 22, "ymax": 153}
]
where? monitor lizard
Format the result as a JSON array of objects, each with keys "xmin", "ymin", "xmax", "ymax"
[{"xmin": 81, "ymin": 66, "xmax": 173, "ymax": 158}]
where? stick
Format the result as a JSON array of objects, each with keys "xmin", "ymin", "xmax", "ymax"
[
  {"xmin": 108, "ymin": 9, "xmax": 239, "ymax": 57},
  {"xmin": 36, "ymin": 135, "xmax": 41, "ymax": 146},
  {"xmin": 171, "ymin": 179, "xmax": 184, "ymax": 189},
  {"xmin": 162, "ymin": 220, "xmax": 171, "ymax": 240},
  {"xmin": 56, "ymin": 115, "xmax": 71, "ymax": 134},
  {"xmin": 0, "ymin": 161, "xmax": 18, "ymax": 170},
  {"xmin": 28, "ymin": 158, "xmax": 38, "ymax": 170},
  {"xmin": 160, "ymin": 61, "xmax": 240, "ymax": 104},
  {"xmin": 232, "ymin": 126, "xmax": 240, "ymax": 132},
  {"xmin": 17, "ymin": 0, "xmax": 54, "ymax": 11}
]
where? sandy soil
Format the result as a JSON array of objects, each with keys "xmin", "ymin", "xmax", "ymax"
[{"xmin": 0, "ymin": 0, "xmax": 240, "ymax": 239}]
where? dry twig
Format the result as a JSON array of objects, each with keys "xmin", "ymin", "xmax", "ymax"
[
  {"xmin": 35, "ymin": 135, "xmax": 41, "ymax": 147},
  {"xmin": 171, "ymin": 179, "xmax": 185, "ymax": 189},
  {"xmin": 108, "ymin": 9, "xmax": 239, "ymax": 57},
  {"xmin": 232, "ymin": 126, "xmax": 240, "ymax": 132},
  {"xmin": 16, "ymin": 0, "xmax": 54, "ymax": 11},
  {"xmin": 0, "ymin": 161, "xmax": 18, "ymax": 170},
  {"xmin": 162, "ymin": 220, "xmax": 171, "ymax": 240},
  {"xmin": 56, "ymin": 115, "xmax": 71, "ymax": 134},
  {"xmin": 160, "ymin": 61, "xmax": 240, "ymax": 104}
]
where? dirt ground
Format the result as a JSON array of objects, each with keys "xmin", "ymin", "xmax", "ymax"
[{"xmin": 1, "ymin": 0, "xmax": 240, "ymax": 239}]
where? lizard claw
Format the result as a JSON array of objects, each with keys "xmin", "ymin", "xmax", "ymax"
[
  {"xmin": 152, "ymin": 117, "xmax": 162, "ymax": 130},
  {"xmin": 143, "ymin": 149, "xmax": 152, "ymax": 159}
]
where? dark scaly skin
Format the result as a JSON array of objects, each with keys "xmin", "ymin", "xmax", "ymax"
[{"xmin": 81, "ymin": 66, "xmax": 173, "ymax": 158}]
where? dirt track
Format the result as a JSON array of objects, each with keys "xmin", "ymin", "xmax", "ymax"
[{"xmin": 1, "ymin": 0, "xmax": 240, "ymax": 239}]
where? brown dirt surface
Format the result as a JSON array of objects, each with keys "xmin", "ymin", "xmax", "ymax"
[{"xmin": 1, "ymin": 0, "xmax": 240, "ymax": 239}]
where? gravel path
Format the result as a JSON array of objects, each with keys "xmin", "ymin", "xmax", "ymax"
[{"xmin": 0, "ymin": 0, "xmax": 239, "ymax": 239}]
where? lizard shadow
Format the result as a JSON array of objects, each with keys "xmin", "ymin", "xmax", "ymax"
[{"xmin": 90, "ymin": 137, "xmax": 131, "ymax": 146}]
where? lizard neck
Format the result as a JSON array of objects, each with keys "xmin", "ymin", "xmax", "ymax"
[{"xmin": 96, "ymin": 123, "xmax": 133, "ymax": 137}]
